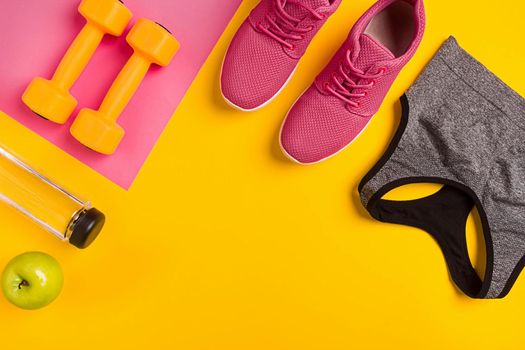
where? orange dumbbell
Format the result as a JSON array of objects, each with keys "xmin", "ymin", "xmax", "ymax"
[
  {"xmin": 22, "ymin": 0, "xmax": 132, "ymax": 124},
  {"xmin": 70, "ymin": 18, "xmax": 180, "ymax": 155}
]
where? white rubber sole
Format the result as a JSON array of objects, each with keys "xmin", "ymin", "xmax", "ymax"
[
  {"xmin": 278, "ymin": 90, "xmax": 376, "ymax": 165},
  {"xmin": 219, "ymin": 50, "xmax": 298, "ymax": 112}
]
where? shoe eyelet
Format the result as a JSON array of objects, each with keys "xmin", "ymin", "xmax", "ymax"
[
  {"xmin": 319, "ymin": 13, "xmax": 327, "ymax": 19},
  {"xmin": 289, "ymin": 45, "xmax": 296, "ymax": 51},
  {"xmin": 323, "ymin": 82, "xmax": 330, "ymax": 91},
  {"xmin": 307, "ymin": 25, "xmax": 314, "ymax": 31},
  {"xmin": 299, "ymin": 34, "xmax": 305, "ymax": 39},
  {"xmin": 363, "ymin": 91, "xmax": 368, "ymax": 97},
  {"xmin": 379, "ymin": 67, "xmax": 388, "ymax": 74}
]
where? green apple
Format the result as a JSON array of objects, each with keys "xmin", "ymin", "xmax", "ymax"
[{"xmin": 1, "ymin": 252, "xmax": 64, "ymax": 310}]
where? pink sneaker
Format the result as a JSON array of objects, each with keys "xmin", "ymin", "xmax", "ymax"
[
  {"xmin": 280, "ymin": 0, "xmax": 425, "ymax": 164},
  {"xmin": 221, "ymin": 0, "xmax": 342, "ymax": 112}
]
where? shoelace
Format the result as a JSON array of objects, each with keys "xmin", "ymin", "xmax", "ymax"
[
  {"xmin": 324, "ymin": 49, "xmax": 387, "ymax": 108},
  {"xmin": 257, "ymin": 0, "xmax": 325, "ymax": 50}
]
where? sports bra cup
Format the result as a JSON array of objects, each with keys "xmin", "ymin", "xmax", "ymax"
[{"xmin": 359, "ymin": 93, "xmax": 494, "ymax": 298}]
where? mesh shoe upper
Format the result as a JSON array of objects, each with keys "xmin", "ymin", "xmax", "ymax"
[
  {"xmin": 221, "ymin": 0, "xmax": 342, "ymax": 111},
  {"xmin": 281, "ymin": 0, "xmax": 426, "ymax": 164}
]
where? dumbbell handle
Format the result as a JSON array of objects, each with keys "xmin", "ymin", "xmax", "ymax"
[
  {"xmin": 52, "ymin": 23, "xmax": 104, "ymax": 91},
  {"xmin": 98, "ymin": 54, "xmax": 151, "ymax": 122}
]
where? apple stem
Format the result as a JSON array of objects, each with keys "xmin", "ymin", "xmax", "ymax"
[{"xmin": 18, "ymin": 280, "xmax": 29, "ymax": 289}]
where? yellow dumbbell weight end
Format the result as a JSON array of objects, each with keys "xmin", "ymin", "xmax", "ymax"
[
  {"xmin": 22, "ymin": 0, "xmax": 132, "ymax": 124},
  {"xmin": 127, "ymin": 18, "xmax": 180, "ymax": 67},
  {"xmin": 70, "ymin": 109, "xmax": 124, "ymax": 155},
  {"xmin": 22, "ymin": 78, "xmax": 78, "ymax": 123},
  {"xmin": 79, "ymin": 0, "xmax": 132, "ymax": 36},
  {"xmin": 71, "ymin": 19, "xmax": 180, "ymax": 154}
]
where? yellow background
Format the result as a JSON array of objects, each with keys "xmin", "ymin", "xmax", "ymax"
[{"xmin": 0, "ymin": 0, "xmax": 524, "ymax": 348}]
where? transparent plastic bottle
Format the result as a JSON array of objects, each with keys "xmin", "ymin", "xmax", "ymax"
[{"xmin": 0, "ymin": 146, "xmax": 105, "ymax": 248}]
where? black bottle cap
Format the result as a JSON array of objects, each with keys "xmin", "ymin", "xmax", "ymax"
[{"xmin": 69, "ymin": 208, "xmax": 106, "ymax": 249}]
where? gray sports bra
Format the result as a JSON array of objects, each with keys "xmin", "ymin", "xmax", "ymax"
[{"xmin": 359, "ymin": 37, "xmax": 525, "ymax": 299}]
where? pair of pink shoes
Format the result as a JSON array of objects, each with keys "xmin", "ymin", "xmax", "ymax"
[{"xmin": 221, "ymin": 0, "xmax": 425, "ymax": 164}]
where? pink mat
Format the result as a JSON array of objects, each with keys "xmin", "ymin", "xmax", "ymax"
[{"xmin": 0, "ymin": 0, "xmax": 241, "ymax": 189}]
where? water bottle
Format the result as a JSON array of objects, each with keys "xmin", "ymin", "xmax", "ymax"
[{"xmin": 0, "ymin": 146, "xmax": 105, "ymax": 248}]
